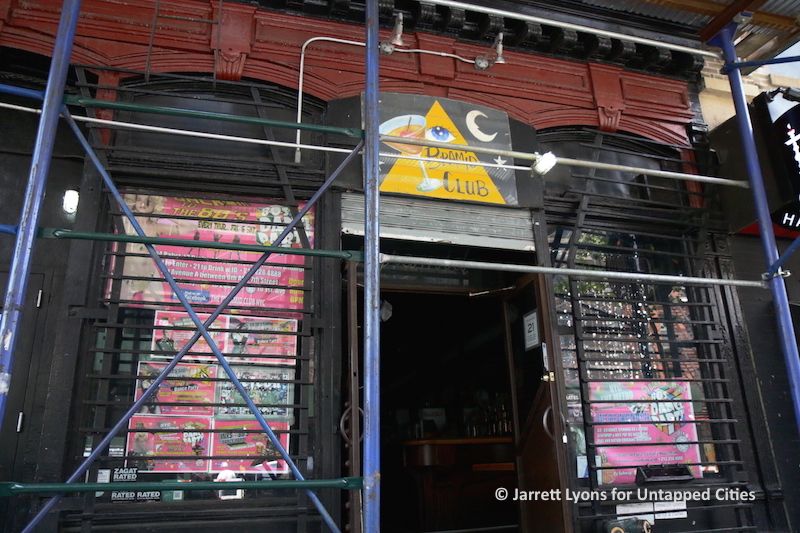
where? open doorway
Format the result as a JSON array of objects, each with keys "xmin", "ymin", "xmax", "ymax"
[
  {"xmin": 380, "ymin": 290, "xmax": 518, "ymax": 532},
  {"xmin": 341, "ymin": 237, "xmax": 572, "ymax": 532}
]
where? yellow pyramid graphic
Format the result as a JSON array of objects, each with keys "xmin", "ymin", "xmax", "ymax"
[{"xmin": 380, "ymin": 101, "xmax": 506, "ymax": 204}]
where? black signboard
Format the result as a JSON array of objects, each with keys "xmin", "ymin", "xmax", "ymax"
[
  {"xmin": 325, "ymin": 93, "xmax": 541, "ymax": 208},
  {"xmin": 759, "ymin": 92, "xmax": 800, "ymax": 229},
  {"xmin": 375, "ymin": 93, "xmax": 518, "ymax": 205}
]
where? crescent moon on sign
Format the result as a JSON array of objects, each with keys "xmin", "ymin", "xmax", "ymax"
[{"xmin": 465, "ymin": 110, "xmax": 498, "ymax": 143}]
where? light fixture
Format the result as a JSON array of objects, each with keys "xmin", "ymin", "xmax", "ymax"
[
  {"xmin": 62, "ymin": 189, "xmax": 79, "ymax": 214},
  {"xmin": 493, "ymin": 32, "xmax": 506, "ymax": 65},
  {"xmin": 380, "ymin": 14, "xmax": 405, "ymax": 55},
  {"xmin": 782, "ymin": 87, "xmax": 800, "ymax": 103},
  {"xmin": 531, "ymin": 151, "xmax": 557, "ymax": 175},
  {"xmin": 474, "ymin": 32, "xmax": 506, "ymax": 70},
  {"xmin": 390, "ymin": 12, "xmax": 404, "ymax": 47}
]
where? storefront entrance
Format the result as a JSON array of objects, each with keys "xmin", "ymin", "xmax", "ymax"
[
  {"xmin": 342, "ymin": 241, "xmax": 572, "ymax": 532},
  {"xmin": 380, "ymin": 289, "xmax": 518, "ymax": 532}
]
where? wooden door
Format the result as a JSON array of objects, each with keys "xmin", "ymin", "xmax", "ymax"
[{"xmin": 503, "ymin": 274, "xmax": 573, "ymax": 532}]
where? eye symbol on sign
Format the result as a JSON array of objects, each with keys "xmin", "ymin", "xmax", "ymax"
[{"xmin": 426, "ymin": 125, "xmax": 456, "ymax": 143}]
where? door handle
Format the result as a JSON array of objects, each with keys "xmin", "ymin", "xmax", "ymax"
[
  {"xmin": 543, "ymin": 406, "xmax": 569, "ymax": 444},
  {"xmin": 542, "ymin": 406, "xmax": 554, "ymax": 441},
  {"xmin": 541, "ymin": 371, "xmax": 555, "ymax": 382},
  {"xmin": 339, "ymin": 405, "xmax": 365, "ymax": 445}
]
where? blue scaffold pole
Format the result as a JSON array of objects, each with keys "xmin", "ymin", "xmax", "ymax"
[
  {"xmin": 362, "ymin": 0, "xmax": 381, "ymax": 531},
  {"xmin": 712, "ymin": 24, "xmax": 800, "ymax": 438},
  {"xmin": 0, "ymin": 0, "xmax": 82, "ymax": 430}
]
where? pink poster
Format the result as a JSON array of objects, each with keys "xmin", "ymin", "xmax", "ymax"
[
  {"xmin": 134, "ymin": 362, "xmax": 216, "ymax": 416},
  {"xmin": 126, "ymin": 415, "xmax": 211, "ymax": 473},
  {"xmin": 118, "ymin": 194, "xmax": 313, "ymax": 313},
  {"xmin": 215, "ymin": 365, "xmax": 295, "ymax": 419},
  {"xmin": 150, "ymin": 311, "xmax": 297, "ymax": 364},
  {"xmin": 227, "ymin": 316, "xmax": 297, "ymax": 365},
  {"xmin": 151, "ymin": 310, "xmax": 229, "ymax": 362},
  {"xmin": 210, "ymin": 419, "xmax": 290, "ymax": 474},
  {"xmin": 589, "ymin": 381, "xmax": 702, "ymax": 485}
]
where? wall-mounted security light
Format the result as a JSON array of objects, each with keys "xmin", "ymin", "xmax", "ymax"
[
  {"xmin": 474, "ymin": 32, "xmax": 506, "ymax": 70},
  {"xmin": 766, "ymin": 87, "xmax": 800, "ymax": 103},
  {"xmin": 782, "ymin": 87, "xmax": 800, "ymax": 102},
  {"xmin": 492, "ymin": 32, "xmax": 506, "ymax": 65},
  {"xmin": 531, "ymin": 151, "xmax": 557, "ymax": 175},
  {"xmin": 390, "ymin": 13, "xmax": 404, "ymax": 47},
  {"xmin": 62, "ymin": 189, "xmax": 79, "ymax": 214},
  {"xmin": 380, "ymin": 13, "xmax": 405, "ymax": 55}
]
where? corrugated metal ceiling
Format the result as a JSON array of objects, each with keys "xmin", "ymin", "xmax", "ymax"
[{"xmin": 516, "ymin": 0, "xmax": 799, "ymax": 61}]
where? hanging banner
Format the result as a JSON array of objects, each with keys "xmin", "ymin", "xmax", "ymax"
[
  {"xmin": 376, "ymin": 93, "xmax": 518, "ymax": 205},
  {"xmin": 589, "ymin": 381, "xmax": 702, "ymax": 485},
  {"xmin": 126, "ymin": 415, "xmax": 212, "ymax": 473},
  {"xmin": 117, "ymin": 194, "xmax": 312, "ymax": 312},
  {"xmin": 134, "ymin": 362, "xmax": 216, "ymax": 416},
  {"xmin": 210, "ymin": 419, "xmax": 290, "ymax": 474}
]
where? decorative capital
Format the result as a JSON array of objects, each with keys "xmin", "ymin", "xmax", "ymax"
[
  {"xmin": 214, "ymin": 50, "xmax": 248, "ymax": 81},
  {"xmin": 598, "ymin": 105, "xmax": 623, "ymax": 132},
  {"xmin": 211, "ymin": 1, "xmax": 256, "ymax": 81}
]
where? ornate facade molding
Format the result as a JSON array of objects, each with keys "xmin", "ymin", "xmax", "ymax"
[{"xmin": 0, "ymin": 0, "xmax": 696, "ymax": 146}]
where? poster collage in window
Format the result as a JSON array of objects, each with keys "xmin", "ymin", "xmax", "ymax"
[{"xmin": 115, "ymin": 194, "xmax": 313, "ymax": 476}]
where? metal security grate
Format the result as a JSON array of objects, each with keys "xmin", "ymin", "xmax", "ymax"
[
  {"xmin": 541, "ymin": 128, "xmax": 757, "ymax": 532},
  {"xmin": 56, "ymin": 72, "xmax": 334, "ymax": 532},
  {"xmin": 66, "ymin": 190, "xmax": 318, "ymax": 530}
]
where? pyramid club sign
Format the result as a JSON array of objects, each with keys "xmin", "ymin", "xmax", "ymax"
[{"xmin": 376, "ymin": 93, "xmax": 518, "ymax": 206}]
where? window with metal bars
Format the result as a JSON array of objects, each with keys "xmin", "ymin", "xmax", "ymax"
[
  {"xmin": 74, "ymin": 190, "xmax": 316, "ymax": 508},
  {"xmin": 58, "ymin": 75, "xmax": 336, "ymax": 532},
  {"xmin": 540, "ymin": 128, "xmax": 758, "ymax": 532}
]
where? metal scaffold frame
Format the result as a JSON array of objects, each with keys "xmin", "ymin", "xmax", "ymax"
[{"xmin": 0, "ymin": 1, "xmax": 799, "ymax": 532}]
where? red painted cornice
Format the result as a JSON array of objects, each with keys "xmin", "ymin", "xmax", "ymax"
[{"xmin": 0, "ymin": 0, "xmax": 695, "ymax": 146}]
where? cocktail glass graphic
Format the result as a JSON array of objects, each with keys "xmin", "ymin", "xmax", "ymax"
[{"xmin": 379, "ymin": 114, "xmax": 442, "ymax": 192}]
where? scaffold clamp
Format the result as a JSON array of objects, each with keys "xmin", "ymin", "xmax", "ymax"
[{"xmin": 763, "ymin": 268, "xmax": 792, "ymax": 281}]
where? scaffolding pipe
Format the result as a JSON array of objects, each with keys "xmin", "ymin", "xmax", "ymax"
[
  {"xmin": 38, "ymin": 228, "xmax": 363, "ymax": 261},
  {"xmin": 380, "ymin": 134, "xmax": 750, "ymax": 188},
  {"xmin": 0, "ymin": 0, "xmax": 82, "ymax": 431},
  {"xmin": 0, "ymin": 478, "xmax": 363, "ymax": 496},
  {"xmin": 0, "ymin": 84, "xmax": 44, "ymax": 100},
  {"xmin": 0, "ymin": 96, "xmax": 751, "ymax": 189},
  {"xmin": 724, "ymin": 55, "xmax": 800, "ymax": 72},
  {"xmin": 766, "ymin": 235, "xmax": 800, "ymax": 279},
  {"xmin": 379, "ymin": 254, "xmax": 767, "ymax": 288},
  {"xmin": 421, "ymin": 0, "xmax": 720, "ymax": 58},
  {"xmin": 63, "ymin": 95, "xmax": 364, "ymax": 138},
  {"xmin": 713, "ymin": 24, "xmax": 800, "ymax": 437},
  {"xmin": 0, "ymin": 100, "xmax": 356, "ymax": 156},
  {"xmin": 0, "ymin": 83, "xmax": 362, "ymax": 138},
  {"xmin": 363, "ymin": 0, "xmax": 381, "ymax": 531}
]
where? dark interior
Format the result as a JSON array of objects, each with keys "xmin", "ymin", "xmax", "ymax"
[{"xmin": 378, "ymin": 290, "xmax": 519, "ymax": 532}]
